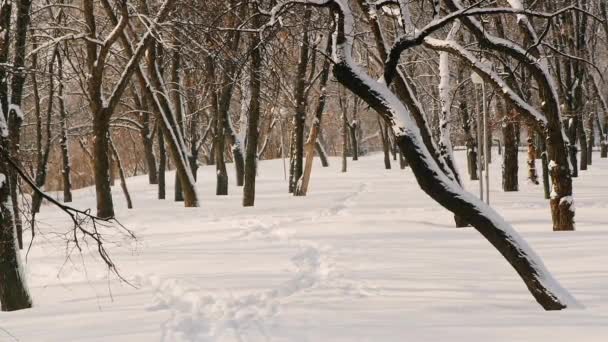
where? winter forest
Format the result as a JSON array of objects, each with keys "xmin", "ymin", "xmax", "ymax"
[{"xmin": 1, "ymin": 0, "xmax": 608, "ymax": 340}]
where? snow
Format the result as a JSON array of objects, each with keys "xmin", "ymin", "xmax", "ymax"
[
  {"xmin": 2, "ymin": 151, "xmax": 608, "ymax": 340},
  {"xmin": 0, "ymin": 101, "xmax": 7, "ymax": 137},
  {"xmin": 8, "ymin": 104, "xmax": 24, "ymax": 119}
]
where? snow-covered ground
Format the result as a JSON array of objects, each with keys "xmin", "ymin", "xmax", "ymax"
[{"xmin": 2, "ymin": 151, "xmax": 608, "ymax": 341}]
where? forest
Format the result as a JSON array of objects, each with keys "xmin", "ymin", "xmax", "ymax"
[{"xmin": 1, "ymin": 0, "xmax": 608, "ymax": 340}]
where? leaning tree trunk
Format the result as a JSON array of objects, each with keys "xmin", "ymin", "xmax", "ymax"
[
  {"xmin": 315, "ymin": 139, "xmax": 330, "ymax": 167},
  {"xmin": 109, "ymin": 137, "xmax": 133, "ymax": 209},
  {"xmin": 295, "ymin": 35, "xmax": 332, "ymax": 196},
  {"xmin": 306, "ymin": 0, "xmax": 576, "ymax": 309}
]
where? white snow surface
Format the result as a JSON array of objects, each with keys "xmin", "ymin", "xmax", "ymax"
[{"xmin": 2, "ymin": 151, "xmax": 608, "ymax": 341}]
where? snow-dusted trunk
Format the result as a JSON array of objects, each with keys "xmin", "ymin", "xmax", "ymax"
[
  {"xmin": 443, "ymin": 0, "xmax": 574, "ymax": 230},
  {"xmin": 145, "ymin": 43, "xmax": 199, "ymax": 206},
  {"xmin": 290, "ymin": 7, "xmax": 312, "ymax": 191},
  {"xmin": 1, "ymin": 12, "xmax": 31, "ymax": 303},
  {"xmin": 8, "ymin": 0, "xmax": 32, "ymax": 239},
  {"xmin": 0, "ymin": 150, "xmax": 32, "ymax": 311},
  {"xmin": 273, "ymin": 0, "xmax": 577, "ymax": 309},
  {"xmin": 527, "ymin": 131, "xmax": 539, "ymax": 185},
  {"xmin": 171, "ymin": 47, "xmax": 185, "ymax": 202},
  {"xmin": 437, "ymin": 22, "xmax": 460, "ymax": 183},
  {"xmin": 57, "ymin": 47, "xmax": 72, "ymax": 202}
]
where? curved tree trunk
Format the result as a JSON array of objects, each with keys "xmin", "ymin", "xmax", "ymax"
[{"xmin": 296, "ymin": 0, "xmax": 577, "ymax": 309}]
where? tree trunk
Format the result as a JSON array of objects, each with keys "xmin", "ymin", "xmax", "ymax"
[
  {"xmin": 295, "ymin": 35, "xmax": 332, "ymax": 196},
  {"xmin": 158, "ymin": 128, "xmax": 166, "ymax": 200},
  {"xmin": 341, "ymin": 110, "xmax": 348, "ymax": 173},
  {"xmin": 586, "ymin": 113, "xmax": 593, "ymax": 166},
  {"xmin": 141, "ymin": 112, "xmax": 158, "ymax": 185},
  {"xmin": 527, "ymin": 132, "xmax": 539, "ymax": 185},
  {"xmin": 215, "ymin": 119, "xmax": 228, "ymax": 196},
  {"xmin": 58, "ymin": 46, "xmax": 72, "ymax": 202},
  {"xmin": 290, "ymin": 7, "xmax": 312, "ymax": 192},
  {"xmin": 579, "ymin": 115, "xmax": 588, "ymax": 171},
  {"xmin": 92, "ymin": 115, "xmax": 115, "ymax": 219},
  {"xmin": 378, "ymin": 117, "xmax": 391, "ymax": 170},
  {"xmin": 109, "ymin": 137, "xmax": 133, "ymax": 209},
  {"xmin": 0, "ymin": 149, "xmax": 32, "ymax": 311},
  {"xmin": 566, "ymin": 117, "xmax": 579, "ymax": 178},
  {"xmin": 502, "ymin": 109, "xmax": 518, "ymax": 192},
  {"xmin": 315, "ymin": 139, "xmax": 330, "ymax": 167},
  {"xmin": 243, "ymin": 5, "xmax": 263, "ymax": 206}
]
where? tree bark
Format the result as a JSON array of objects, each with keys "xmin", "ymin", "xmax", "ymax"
[
  {"xmin": 0, "ymin": 147, "xmax": 32, "ymax": 311},
  {"xmin": 243, "ymin": 5, "xmax": 263, "ymax": 206},
  {"xmin": 502, "ymin": 108, "xmax": 519, "ymax": 192},
  {"xmin": 290, "ymin": 7, "xmax": 312, "ymax": 191},
  {"xmin": 295, "ymin": 35, "xmax": 332, "ymax": 196},
  {"xmin": 109, "ymin": 137, "xmax": 133, "ymax": 209},
  {"xmin": 57, "ymin": 44, "xmax": 72, "ymax": 202},
  {"xmin": 158, "ymin": 127, "xmax": 166, "ymax": 200},
  {"xmin": 378, "ymin": 117, "xmax": 391, "ymax": 170},
  {"xmin": 527, "ymin": 132, "xmax": 539, "ymax": 185}
]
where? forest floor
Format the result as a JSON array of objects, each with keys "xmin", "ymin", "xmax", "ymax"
[{"xmin": 2, "ymin": 150, "xmax": 608, "ymax": 341}]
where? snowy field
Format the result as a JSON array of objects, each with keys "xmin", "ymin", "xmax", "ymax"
[{"xmin": 1, "ymin": 150, "xmax": 608, "ymax": 341}]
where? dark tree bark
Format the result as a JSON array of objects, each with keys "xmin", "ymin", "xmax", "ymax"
[
  {"xmin": 109, "ymin": 137, "xmax": 133, "ymax": 209},
  {"xmin": 157, "ymin": 127, "xmax": 166, "ymax": 200},
  {"xmin": 579, "ymin": 116, "xmax": 588, "ymax": 171},
  {"xmin": 57, "ymin": 44, "xmax": 72, "ymax": 203},
  {"xmin": 502, "ymin": 108, "xmax": 519, "ymax": 192},
  {"xmin": 0, "ymin": 0, "xmax": 32, "ymax": 304},
  {"xmin": 7, "ymin": 0, "xmax": 32, "ymax": 244},
  {"xmin": 279, "ymin": 0, "xmax": 576, "ymax": 309},
  {"xmin": 0, "ymin": 147, "xmax": 32, "ymax": 311},
  {"xmin": 243, "ymin": 4, "xmax": 264, "ymax": 206},
  {"xmin": 377, "ymin": 117, "xmax": 391, "ymax": 170},
  {"xmin": 289, "ymin": 7, "xmax": 312, "ymax": 191},
  {"xmin": 527, "ymin": 132, "xmax": 539, "ymax": 185},
  {"xmin": 586, "ymin": 113, "xmax": 594, "ymax": 166},
  {"xmin": 315, "ymin": 139, "xmax": 330, "ymax": 167}
]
